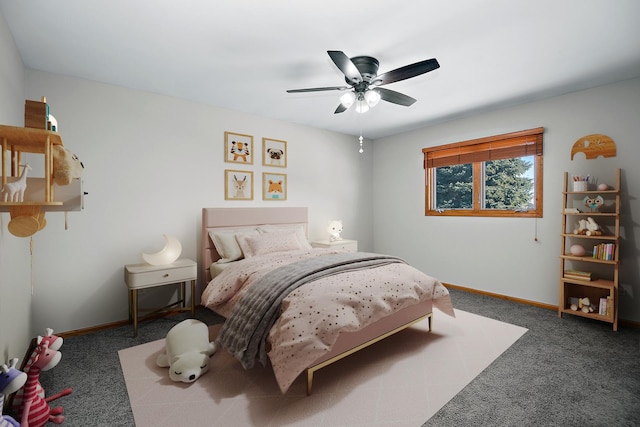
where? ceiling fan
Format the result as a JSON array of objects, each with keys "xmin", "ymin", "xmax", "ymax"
[{"xmin": 286, "ymin": 50, "xmax": 439, "ymax": 114}]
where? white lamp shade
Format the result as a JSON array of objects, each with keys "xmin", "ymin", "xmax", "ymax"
[
  {"xmin": 355, "ymin": 99, "xmax": 370, "ymax": 113},
  {"xmin": 340, "ymin": 92, "xmax": 356, "ymax": 108},
  {"xmin": 142, "ymin": 234, "xmax": 182, "ymax": 265},
  {"xmin": 364, "ymin": 90, "xmax": 381, "ymax": 107}
]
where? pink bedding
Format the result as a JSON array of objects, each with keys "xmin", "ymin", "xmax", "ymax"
[{"xmin": 201, "ymin": 248, "xmax": 454, "ymax": 393}]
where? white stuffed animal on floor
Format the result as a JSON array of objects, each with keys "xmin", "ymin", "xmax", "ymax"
[{"xmin": 156, "ymin": 319, "xmax": 218, "ymax": 383}]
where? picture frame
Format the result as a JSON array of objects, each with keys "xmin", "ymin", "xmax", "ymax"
[
  {"xmin": 262, "ymin": 172, "xmax": 287, "ymax": 201},
  {"xmin": 262, "ymin": 137, "xmax": 287, "ymax": 168},
  {"xmin": 224, "ymin": 169, "xmax": 254, "ymax": 200},
  {"xmin": 224, "ymin": 131, "xmax": 254, "ymax": 164}
]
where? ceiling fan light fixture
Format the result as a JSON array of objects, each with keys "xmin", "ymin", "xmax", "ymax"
[
  {"xmin": 340, "ymin": 91, "xmax": 356, "ymax": 108},
  {"xmin": 364, "ymin": 89, "xmax": 381, "ymax": 107},
  {"xmin": 355, "ymin": 99, "xmax": 369, "ymax": 113}
]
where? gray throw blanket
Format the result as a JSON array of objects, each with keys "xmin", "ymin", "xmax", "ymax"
[{"xmin": 216, "ymin": 251, "xmax": 406, "ymax": 369}]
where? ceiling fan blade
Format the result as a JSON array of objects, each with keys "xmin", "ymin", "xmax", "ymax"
[
  {"xmin": 327, "ymin": 50, "xmax": 362, "ymax": 83},
  {"xmin": 334, "ymin": 103, "xmax": 348, "ymax": 114},
  {"xmin": 377, "ymin": 87, "xmax": 417, "ymax": 106},
  {"xmin": 286, "ymin": 86, "xmax": 349, "ymax": 93},
  {"xmin": 375, "ymin": 58, "xmax": 440, "ymax": 86}
]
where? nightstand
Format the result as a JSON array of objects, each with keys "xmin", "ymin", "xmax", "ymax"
[
  {"xmin": 310, "ymin": 239, "xmax": 358, "ymax": 251},
  {"xmin": 124, "ymin": 258, "xmax": 197, "ymax": 337}
]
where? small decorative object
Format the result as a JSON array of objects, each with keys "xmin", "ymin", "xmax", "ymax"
[
  {"xmin": 1, "ymin": 163, "xmax": 31, "ymax": 202},
  {"xmin": 224, "ymin": 131, "xmax": 254, "ymax": 164},
  {"xmin": 327, "ymin": 220, "xmax": 343, "ymax": 242},
  {"xmin": 572, "ymin": 175, "xmax": 589, "ymax": 192},
  {"xmin": 224, "ymin": 169, "xmax": 253, "ymax": 200},
  {"xmin": 262, "ymin": 172, "xmax": 287, "ymax": 200},
  {"xmin": 142, "ymin": 234, "xmax": 182, "ymax": 265},
  {"xmin": 570, "ymin": 134, "xmax": 616, "ymax": 160},
  {"xmin": 570, "ymin": 244, "xmax": 586, "ymax": 256},
  {"xmin": 156, "ymin": 319, "xmax": 218, "ymax": 383},
  {"xmin": 597, "ymin": 183, "xmax": 609, "ymax": 191},
  {"xmin": 52, "ymin": 145, "xmax": 84, "ymax": 186},
  {"xmin": 19, "ymin": 341, "xmax": 72, "ymax": 427},
  {"xmin": 573, "ymin": 217, "xmax": 602, "ymax": 236},
  {"xmin": 583, "ymin": 195, "xmax": 604, "ymax": 212},
  {"xmin": 0, "ymin": 358, "xmax": 27, "ymax": 427},
  {"xmin": 262, "ymin": 137, "xmax": 287, "ymax": 168}
]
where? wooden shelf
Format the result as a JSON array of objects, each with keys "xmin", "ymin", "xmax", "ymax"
[
  {"xmin": 558, "ymin": 169, "xmax": 620, "ymax": 331},
  {"xmin": 0, "ymin": 124, "xmax": 62, "ymax": 153}
]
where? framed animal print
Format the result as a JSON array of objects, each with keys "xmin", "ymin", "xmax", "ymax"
[
  {"xmin": 224, "ymin": 169, "xmax": 253, "ymax": 200},
  {"xmin": 262, "ymin": 137, "xmax": 287, "ymax": 168},
  {"xmin": 262, "ymin": 172, "xmax": 287, "ymax": 201},
  {"xmin": 224, "ymin": 131, "xmax": 254, "ymax": 164}
]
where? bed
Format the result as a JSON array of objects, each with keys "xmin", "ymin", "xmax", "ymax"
[{"xmin": 201, "ymin": 207, "xmax": 454, "ymax": 395}]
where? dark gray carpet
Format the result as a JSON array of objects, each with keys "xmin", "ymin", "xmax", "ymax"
[{"xmin": 16, "ymin": 288, "xmax": 640, "ymax": 426}]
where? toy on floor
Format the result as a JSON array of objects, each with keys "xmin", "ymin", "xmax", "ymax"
[
  {"xmin": 156, "ymin": 319, "xmax": 218, "ymax": 383},
  {"xmin": 13, "ymin": 329, "xmax": 64, "ymax": 415},
  {"xmin": 19, "ymin": 341, "xmax": 72, "ymax": 427},
  {"xmin": 1, "ymin": 358, "xmax": 27, "ymax": 427}
]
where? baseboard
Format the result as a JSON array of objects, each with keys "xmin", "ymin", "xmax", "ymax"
[
  {"xmin": 56, "ymin": 286, "xmax": 639, "ymax": 338},
  {"xmin": 443, "ymin": 282, "xmax": 640, "ymax": 329}
]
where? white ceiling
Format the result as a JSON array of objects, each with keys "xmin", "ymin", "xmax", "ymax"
[{"xmin": 2, "ymin": 0, "xmax": 640, "ymax": 139}]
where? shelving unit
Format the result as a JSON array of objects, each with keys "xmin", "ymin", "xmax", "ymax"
[
  {"xmin": 0, "ymin": 124, "xmax": 81, "ymax": 237},
  {"xmin": 558, "ymin": 168, "xmax": 621, "ymax": 331}
]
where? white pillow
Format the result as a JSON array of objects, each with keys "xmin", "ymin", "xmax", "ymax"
[
  {"xmin": 208, "ymin": 227, "xmax": 259, "ymax": 263},
  {"xmin": 236, "ymin": 230, "xmax": 304, "ymax": 258},
  {"xmin": 258, "ymin": 224, "xmax": 312, "ymax": 250}
]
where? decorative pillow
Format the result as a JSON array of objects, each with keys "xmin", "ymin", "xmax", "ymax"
[
  {"xmin": 258, "ymin": 224, "xmax": 312, "ymax": 250},
  {"xmin": 236, "ymin": 230, "xmax": 304, "ymax": 258},
  {"xmin": 208, "ymin": 228, "xmax": 259, "ymax": 263}
]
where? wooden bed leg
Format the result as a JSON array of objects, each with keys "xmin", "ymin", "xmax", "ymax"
[{"xmin": 306, "ymin": 369, "xmax": 314, "ymax": 396}]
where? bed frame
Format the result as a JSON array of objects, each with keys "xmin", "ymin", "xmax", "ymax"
[{"xmin": 201, "ymin": 207, "xmax": 432, "ymax": 395}]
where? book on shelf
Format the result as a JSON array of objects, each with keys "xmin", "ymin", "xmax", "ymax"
[
  {"xmin": 599, "ymin": 297, "xmax": 608, "ymax": 316},
  {"xmin": 563, "ymin": 270, "xmax": 593, "ymax": 281},
  {"xmin": 592, "ymin": 243, "xmax": 615, "ymax": 261}
]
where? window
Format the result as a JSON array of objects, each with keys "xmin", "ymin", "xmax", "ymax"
[{"xmin": 423, "ymin": 127, "xmax": 543, "ymax": 217}]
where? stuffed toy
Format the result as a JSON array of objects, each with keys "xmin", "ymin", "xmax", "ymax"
[
  {"xmin": 327, "ymin": 220, "xmax": 343, "ymax": 242},
  {"xmin": 19, "ymin": 341, "xmax": 72, "ymax": 427},
  {"xmin": 1, "ymin": 358, "xmax": 27, "ymax": 427},
  {"xmin": 156, "ymin": 319, "xmax": 218, "ymax": 383},
  {"xmin": 13, "ymin": 329, "xmax": 63, "ymax": 415},
  {"xmin": 52, "ymin": 145, "xmax": 83, "ymax": 186}
]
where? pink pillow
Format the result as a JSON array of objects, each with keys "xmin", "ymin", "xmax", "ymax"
[{"xmin": 236, "ymin": 231, "xmax": 304, "ymax": 258}]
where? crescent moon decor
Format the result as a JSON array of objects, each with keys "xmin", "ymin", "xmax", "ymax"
[{"xmin": 142, "ymin": 234, "xmax": 182, "ymax": 265}]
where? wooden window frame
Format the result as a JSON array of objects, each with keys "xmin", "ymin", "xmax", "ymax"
[{"xmin": 423, "ymin": 127, "xmax": 544, "ymax": 218}]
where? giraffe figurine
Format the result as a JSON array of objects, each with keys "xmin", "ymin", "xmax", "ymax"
[{"xmin": 1, "ymin": 163, "xmax": 32, "ymax": 202}]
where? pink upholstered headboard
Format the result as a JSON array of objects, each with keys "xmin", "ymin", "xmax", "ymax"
[{"xmin": 201, "ymin": 207, "xmax": 308, "ymax": 283}]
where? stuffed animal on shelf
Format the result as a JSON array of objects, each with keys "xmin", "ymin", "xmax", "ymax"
[
  {"xmin": 327, "ymin": 220, "xmax": 343, "ymax": 242},
  {"xmin": 13, "ymin": 329, "xmax": 64, "ymax": 416},
  {"xmin": 19, "ymin": 341, "xmax": 72, "ymax": 427},
  {"xmin": 573, "ymin": 217, "xmax": 602, "ymax": 236},
  {"xmin": 1, "ymin": 358, "xmax": 27, "ymax": 427},
  {"xmin": 156, "ymin": 319, "xmax": 218, "ymax": 383},
  {"xmin": 52, "ymin": 145, "xmax": 83, "ymax": 186}
]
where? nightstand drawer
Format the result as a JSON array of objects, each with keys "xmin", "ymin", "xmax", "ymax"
[
  {"xmin": 310, "ymin": 239, "xmax": 358, "ymax": 251},
  {"xmin": 125, "ymin": 259, "xmax": 197, "ymax": 289}
]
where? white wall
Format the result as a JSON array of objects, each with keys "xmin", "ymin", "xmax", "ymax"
[
  {"xmin": 0, "ymin": 11, "xmax": 32, "ymax": 364},
  {"xmin": 373, "ymin": 77, "xmax": 640, "ymax": 323},
  {"xmin": 0, "ymin": 68, "xmax": 374, "ymax": 352}
]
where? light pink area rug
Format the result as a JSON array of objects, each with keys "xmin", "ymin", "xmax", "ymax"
[{"xmin": 119, "ymin": 309, "xmax": 526, "ymax": 427}]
